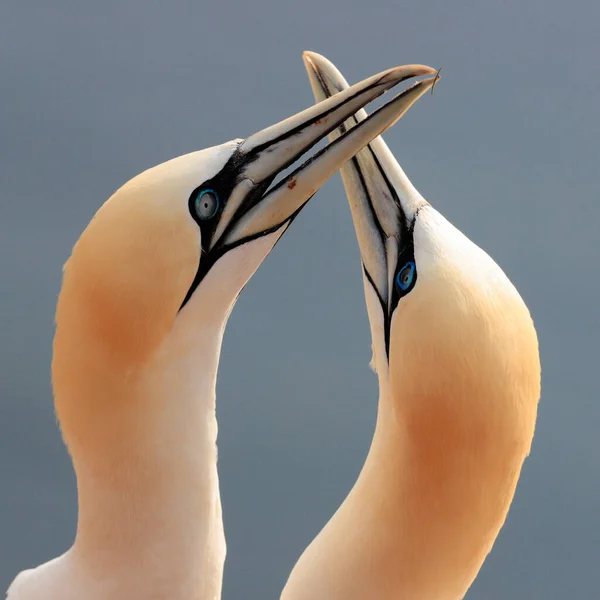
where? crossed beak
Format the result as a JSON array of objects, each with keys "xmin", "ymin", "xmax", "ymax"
[
  {"xmin": 302, "ymin": 51, "xmax": 438, "ymax": 320},
  {"xmin": 213, "ymin": 61, "xmax": 438, "ymax": 251}
]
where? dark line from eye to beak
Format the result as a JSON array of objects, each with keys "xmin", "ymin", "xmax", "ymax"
[
  {"xmin": 362, "ymin": 265, "xmax": 392, "ymax": 358},
  {"xmin": 308, "ymin": 63, "xmax": 407, "ymax": 360},
  {"xmin": 362, "ymin": 265, "xmax": 386, "ymax": 313},
  {"xmin": 342, "ymin": 116, "xmax": 392, "ymax": 357},
  {"xmin": 350, "ymin": 154, "xmax": 388, "ymax": 249},
  {"xmin": 366, "ymin": 143, "xmax": 408, "ymax": 228},
  {"xmin": 179, "ymin": 201, "xmax": 307, "ymax": 310},
  {"xmin": 348, "ymin": 114, "xmax": 409, "ymax": 230},
  {"xmin": 214, "ymin": 176, "xmax": 275, "ymax": 253}
]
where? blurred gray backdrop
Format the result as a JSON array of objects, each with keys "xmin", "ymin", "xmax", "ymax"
[{"xmin": 1, "ymin": 1, "xmax": 598, "ymax": 598}]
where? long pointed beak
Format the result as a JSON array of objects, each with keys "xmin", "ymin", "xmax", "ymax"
[
  {"xmin": 215, "ymin": 62, "xmax": 438, "ymax": 250},
  {"xmin": 302, "ymin": 51, "xmax": 438, "ymax": 316}
]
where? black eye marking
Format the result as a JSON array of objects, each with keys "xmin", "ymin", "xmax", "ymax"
[
  {"xmin": 181, "ymin": 147, "xmax": 276, "ymax": 310},
  {"xmin": 385, "ymin": 220, "xmax": 418, "ymax": 356},
  {"xmin": 186, "ymin": 150, "xmax": 244, "ymax": 254},
  {"xmin": 182, "ymin": 153, "xmax": 241, "ymax": 309}
]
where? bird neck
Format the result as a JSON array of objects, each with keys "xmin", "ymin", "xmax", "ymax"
[
  {"xmin": 51, "ymin": 308, "xmax": 228, "ymax": 599},
  {"xmin": 360, "ymin": 374, "xmax": 530, "ymax": 599},
  {"xmin": 282, "ymin": 372, "xmax": 534, "ymax": 600}
]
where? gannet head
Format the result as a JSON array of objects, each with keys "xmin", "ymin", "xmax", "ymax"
[
  {"xmin": 304, "ymin": 52, "xmax": 540, "ymax": 429},
  {"xmin": 55, "ymin": 65, "xmax": 438, "ymax": 368}
]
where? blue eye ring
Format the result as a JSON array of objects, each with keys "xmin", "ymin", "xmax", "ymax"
[
  {"xmin": 396, "ymin": 261, "xmax": 416, "ymax": 291},
  {"xmin": 194, "ymin": 189, "xmax": 220, "ymax": 221}
]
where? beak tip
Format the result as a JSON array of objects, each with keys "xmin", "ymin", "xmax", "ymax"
[
  {"xmin": 375, "ymin": 64, "xmax": 438, "ymax": 90},
  {"xmin": 303, "ymin": 53, "xmax": 438, "ymax": 89},
  {"xmin": 302, "ymin": 50, "xmax": 338, "ymax": 75},
  {"xmin": 430, "ymin": 68, "xmax": 442, "ymax": 96},
  {"xmin": 302, "ymin": 50, "xmax": 323, "ymax": 68}
]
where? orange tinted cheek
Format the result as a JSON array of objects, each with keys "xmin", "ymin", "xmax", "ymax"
[{"xmin": 56, "ymin": 199, "xmax": 201, "ymax": 368}]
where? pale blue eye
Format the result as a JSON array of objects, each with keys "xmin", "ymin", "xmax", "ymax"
[
  {"xmin": 195, "ymin": 189, "xmax": 219, "ymax": 220},
  {"xmin": 396, "ymin": 261, "xmax": 415, "ymax": 291}
]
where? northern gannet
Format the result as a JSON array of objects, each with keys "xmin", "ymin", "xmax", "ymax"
[
  {"xmin": 6, "ymin": 63, "xmax": 440, "ymax": 600},
  {"xmin": 280, "ymin": 52, "xmax": 540, "ymax": 600}
]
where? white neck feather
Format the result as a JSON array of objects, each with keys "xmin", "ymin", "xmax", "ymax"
[
  {"xmin": 8, "ymin": 226, "xmax": 285, "ymax": 600},
  {"xmin": 9, "ymin": 314, "xmax": 228, "ymax": 600}
]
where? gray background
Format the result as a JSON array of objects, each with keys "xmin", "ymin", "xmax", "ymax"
[{"xmin": 1, "ymin": 1, "xmax": 598, "ymax": 598}]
